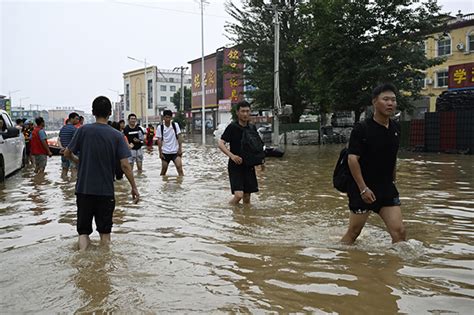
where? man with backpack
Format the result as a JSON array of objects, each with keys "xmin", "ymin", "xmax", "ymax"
[
  {"xmin": 341, "ymin": 83, "xmax": 406, "ymax": 245},
  {"xmin": 218, "ymin": 101, "xmax": 265, "ymax": 205},
  {"xmin": 157, "ymin": 110, "xmax": 184, "ymax": 176}
]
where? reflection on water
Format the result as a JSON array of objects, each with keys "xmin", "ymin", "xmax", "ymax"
[{"xmin": 0, "ymin": 139, "xmax": 473, "ymax": 313}]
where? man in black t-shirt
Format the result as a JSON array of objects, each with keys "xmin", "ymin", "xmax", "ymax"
[
  {"xmin": 341, "ymin": 83, "xmax": 406, "ymax": 245},
  {"xmin": 124, "ymin": 113, "xmax": 145, "ymax": 171},
  {"xmin": 218, "ymin": 101, "xmax": 259, "ymax": 205}
]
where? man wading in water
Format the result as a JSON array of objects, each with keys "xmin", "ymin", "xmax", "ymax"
[
  {"xmin": 341, "ymin": 83, "xmax": 406, "ymax": 245},
  {"xmin": 218, "ymin": 101, "xmax": 261, "ymax": 205},
  {"xmin": 65, "ymin": 96, "xmax": 139, "ymax": 251}
]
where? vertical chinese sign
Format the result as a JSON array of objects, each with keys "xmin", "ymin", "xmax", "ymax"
[
  {"xmin": 223, "ymin": 47, "xmax": 243, "ymax": 104},
  {"xmin": 448, "ymin": 62, "xmax": 474, "ymax": 90}
]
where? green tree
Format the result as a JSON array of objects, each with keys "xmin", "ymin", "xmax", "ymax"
[
  {"xmin": 172, "ymin": 86, "xmax": 192, "ymax": 112},
  {"xmin": 226, "ymin": 0, "xmax": 445, "ymax": 122},
  {"xmin": 297, "ymin": 0, "xmax": 445, "ymax": 121},
  {"xmin": 226, "ymin": 0, "xmax": 306, "ymax": 121}
]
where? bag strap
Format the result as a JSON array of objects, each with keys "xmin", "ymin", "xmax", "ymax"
[
  {"xmin": 161, "ymin": 122, "xmax": 179, "ymax": 140},
  {"xmin": 172, "ymin": 122, "xmax": 178, "ymax": 139}
]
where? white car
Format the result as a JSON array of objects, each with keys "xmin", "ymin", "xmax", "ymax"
[{"xmin": 0, "ymin": 109, "xmax": 26, "ymax": 182}]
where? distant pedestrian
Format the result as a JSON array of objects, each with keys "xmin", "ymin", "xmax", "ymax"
[
  {"xmin": 15, "ymin": 119, "xmax": 24, "ymax": 131},
  {"xmin": 145, "ymin": 124, "xmax": 155, "ymax": 150},
  {"xmin": 64, "ymin": 96, "xmax": 139, "ymax": 251},
  {"xmin": 75, "ymin": 116, "xmax": 84, "ymax": 128},
  {"xmin": 124, "ymin": 113, "xmax": 145, "ymax": 171},
  {"xmin": 58, "ymin": 112, "xmax": 79, "ymax": 177},
  {"xmin": 218, "ymin": 101, "xmax": 262, "ymax": 205},
  {"xmin": 111, "ymin": 121, "xmax": 129, "ymax": 180},
  {"xmin": 119, "ymin": 119, "xmax": 125, "ymax": 132},
  {"xmin": 341, "ymin": 83, "xmax": 406, "ymax": 245},
  {"xmin": 22, "ymin": 120, "xmax": 34, "ymax": 165},
  {"xmin": 30, "ymin": 117, "xmax": 53, "ymax": 174},
  {"xmin": 157, "ymin": 110, "xmax": 184, "ymax": 176}
]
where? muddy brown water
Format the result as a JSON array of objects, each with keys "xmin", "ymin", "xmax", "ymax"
[{"xmin": 1, "ymin": 137, "xmax": 473, "ymax": 313}]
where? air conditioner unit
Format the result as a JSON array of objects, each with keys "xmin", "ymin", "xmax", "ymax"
[
  {"xmin": 456, "ymin": 42, "xmax": 465, "ymax": 51},
  {"xmin": 426, "ymin": 78, "xmax": 433, "ymax": 85}
]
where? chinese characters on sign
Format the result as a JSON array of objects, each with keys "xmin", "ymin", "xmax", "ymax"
[
  {"xmin": 223, "ymin": 48, "xmax": 243, "ymax": 103},
  {"xmin": 190, "ymin": 54, "xmax": 218, "ymax": 109},
  {"xmin": 448, "ymin": 62, "xmax": 474, "ymax": 90}
]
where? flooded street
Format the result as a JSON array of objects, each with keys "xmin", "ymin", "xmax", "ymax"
[{"xmin": 1, "ymin": 137, "xmax": 473, "ymax": 313}]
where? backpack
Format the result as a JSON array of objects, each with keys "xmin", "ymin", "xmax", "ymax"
[
  {"xmin": 160, "ymin": 122, "xmax": 179, "ymax": 141},
  {"xmin": 332, "ymin": 120, "xmax": 368, "ymax": 193},
  {"xmin": 240, "ymin": 123, "xmax": 265, "ymax": 166}
]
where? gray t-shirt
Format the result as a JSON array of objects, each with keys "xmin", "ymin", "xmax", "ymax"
[{"xmin": 68, "ymin": 123, "xmax": 131, "ymax": 196}]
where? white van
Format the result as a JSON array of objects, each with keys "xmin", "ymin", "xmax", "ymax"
[{"xmin": 0, "ymin": 109, "xmax": 26, "ymax": 181}]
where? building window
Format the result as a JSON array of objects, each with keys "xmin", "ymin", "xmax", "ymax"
[
  {"xmin": 125, "ymin": 83, "xmax": 130, "ymax": 111},
  {"xmin": 416, "ymin": 74, "xmax": 426, "ymax": 89},
  {"xmin": 160, "ymin": 96, "xmax": 167, "ymax": 102},
  {"xmin": 169, "ymin": 78, "xmax": 174, "ymax": 83},
  {"xmin": 170, "ymin": 85, "xmax": 176, "ymax": 92},
  {"xmin": 147, "ymin": 79, "xmax": 153, "ymax": 109},
  {"xmin": 436, "ymin": 70, "xmax": 448, "ymax": 87},
  {"xmin": 160, "ymin": 85, "xmax": 167, "ymax": 92},
  {"xmin": 469, "ymin": 32, "xmax": 474, "ymax": 52},
  {"xmin": 170, "ymin": 97, "xmax": 173, "ymax": 102},
  {"xmin": 437, "ymin": 36, "xmax": 451, "ymax": 56}
]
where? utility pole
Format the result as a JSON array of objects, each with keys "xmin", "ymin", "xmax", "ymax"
[
  {"xmin": 266, "ymin": 4, "xmax": 283, "ymax": 147},
  {"xmin": 144, "ymin": 58, "xmax": 148, "ymax": 127},
  {"xmin": 173, "ymin": 66, "xmax": 189, "ymax": 112}
]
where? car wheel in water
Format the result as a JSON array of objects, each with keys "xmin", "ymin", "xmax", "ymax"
[{"xmin": 0, "ymin": 159, "xmax": 5, "ymax": 183}]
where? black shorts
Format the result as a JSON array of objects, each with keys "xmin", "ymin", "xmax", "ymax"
[
  {"xmin": 228, "ymin": 164, "xmax": 258, "ymax": 194},
  {"xmin": 76, "ymin": 193, "xmax": 115, "ymax": 235},
  {"xmin": 349, "ymin": 195, "xmax": 401, "ymax": 214},
  {"xmin": 162, "ymin": 153, "xmax": 178, "ymax": 163}
]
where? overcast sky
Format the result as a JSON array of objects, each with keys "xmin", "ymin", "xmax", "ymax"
[{"xmin": 1, "ymin": 0, "xmax": 473, "ymax": 112}]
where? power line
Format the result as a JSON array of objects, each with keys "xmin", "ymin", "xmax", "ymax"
[{"xmin": 111, "ymin": 0, "xmax": 229, "ymax": 19}]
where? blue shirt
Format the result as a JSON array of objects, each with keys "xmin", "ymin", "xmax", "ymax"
[
  {"xmin": 68, "ymin": 123, "xmax": 131, "ymax": 196},
  {"xmin": 59, "ymin": 124, "xmax": 76, "ymax": 148}
]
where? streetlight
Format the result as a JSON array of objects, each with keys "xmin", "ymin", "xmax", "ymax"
[
  {"xmin": 19, "ymin": 97, "xmax": 30, "ymax": 118},
  {"xmin": 8, "ymin": 90, "xmax": 20, "ymax": 107},
  {"xmin": 108, "ymin": 89, "xmax": 121, "ymax": 121},
  {"xmin": 199, "ymin": 0, "xmax": 209, "ymax": 145},
  {"xmin": 127, "ymin": 56, "xmax": 149, "ymax": 127},
  {"xmin": 173, "ymin": 66, "xmax": 189, "ymax": 112}
]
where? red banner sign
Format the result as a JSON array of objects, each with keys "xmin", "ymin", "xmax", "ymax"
[{"xmin": 448, "ymin": 62, "xmax": 474, "ymax": 90}]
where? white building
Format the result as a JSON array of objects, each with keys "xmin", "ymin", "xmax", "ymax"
[{"xmin": 156, "ymin": 69, "xmax": 191, "ymax": 113}]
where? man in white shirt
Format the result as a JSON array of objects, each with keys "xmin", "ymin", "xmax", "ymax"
[{"xmin": 157, "ymin": 110, "xmax": 184, "ymax": 176}]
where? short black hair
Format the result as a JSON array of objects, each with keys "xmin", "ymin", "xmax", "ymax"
[
  {"xmin": 128, "ymin": 113, "xmax": 137, "ymax": 120},
  {"xmin": 35, "ymin": 117, "xmax": 44, "ymax": 126},
  {"xmin": 372, "ymin": 83, "xmax": 398, "ymax": 99},
  {"xmin": 68, "ymin": 112, "xmax": 79, "ymax": 120},
  {"xmin": 119, "ymin": 119, "xmax": 125, "ymax": 124},
  {"xmin": 236, "ymin": 100, "xmax": 251, "ymax": 111},
  {"xmin": 111, "ymin": 121, "xmax": 120, "ymax": 130},
  {"xmin": 162, "ymin": 109, "xmax": 173, "ymax": 117},
  {"xmin": 16, "ymin": 118, "xmax": 23, "ymax": 124},
  {"xmin": 92, "ymin": 96, "xmax": 112, "ymax": 118}
]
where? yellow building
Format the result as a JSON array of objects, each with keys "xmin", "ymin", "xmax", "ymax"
[
  {"xmin": 123, "ymin": 66, "xmax": 158, "ymax": 124},
  {"xmin": 422, "ymin": 12, "xmax": 474, "ymax": 112}
]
